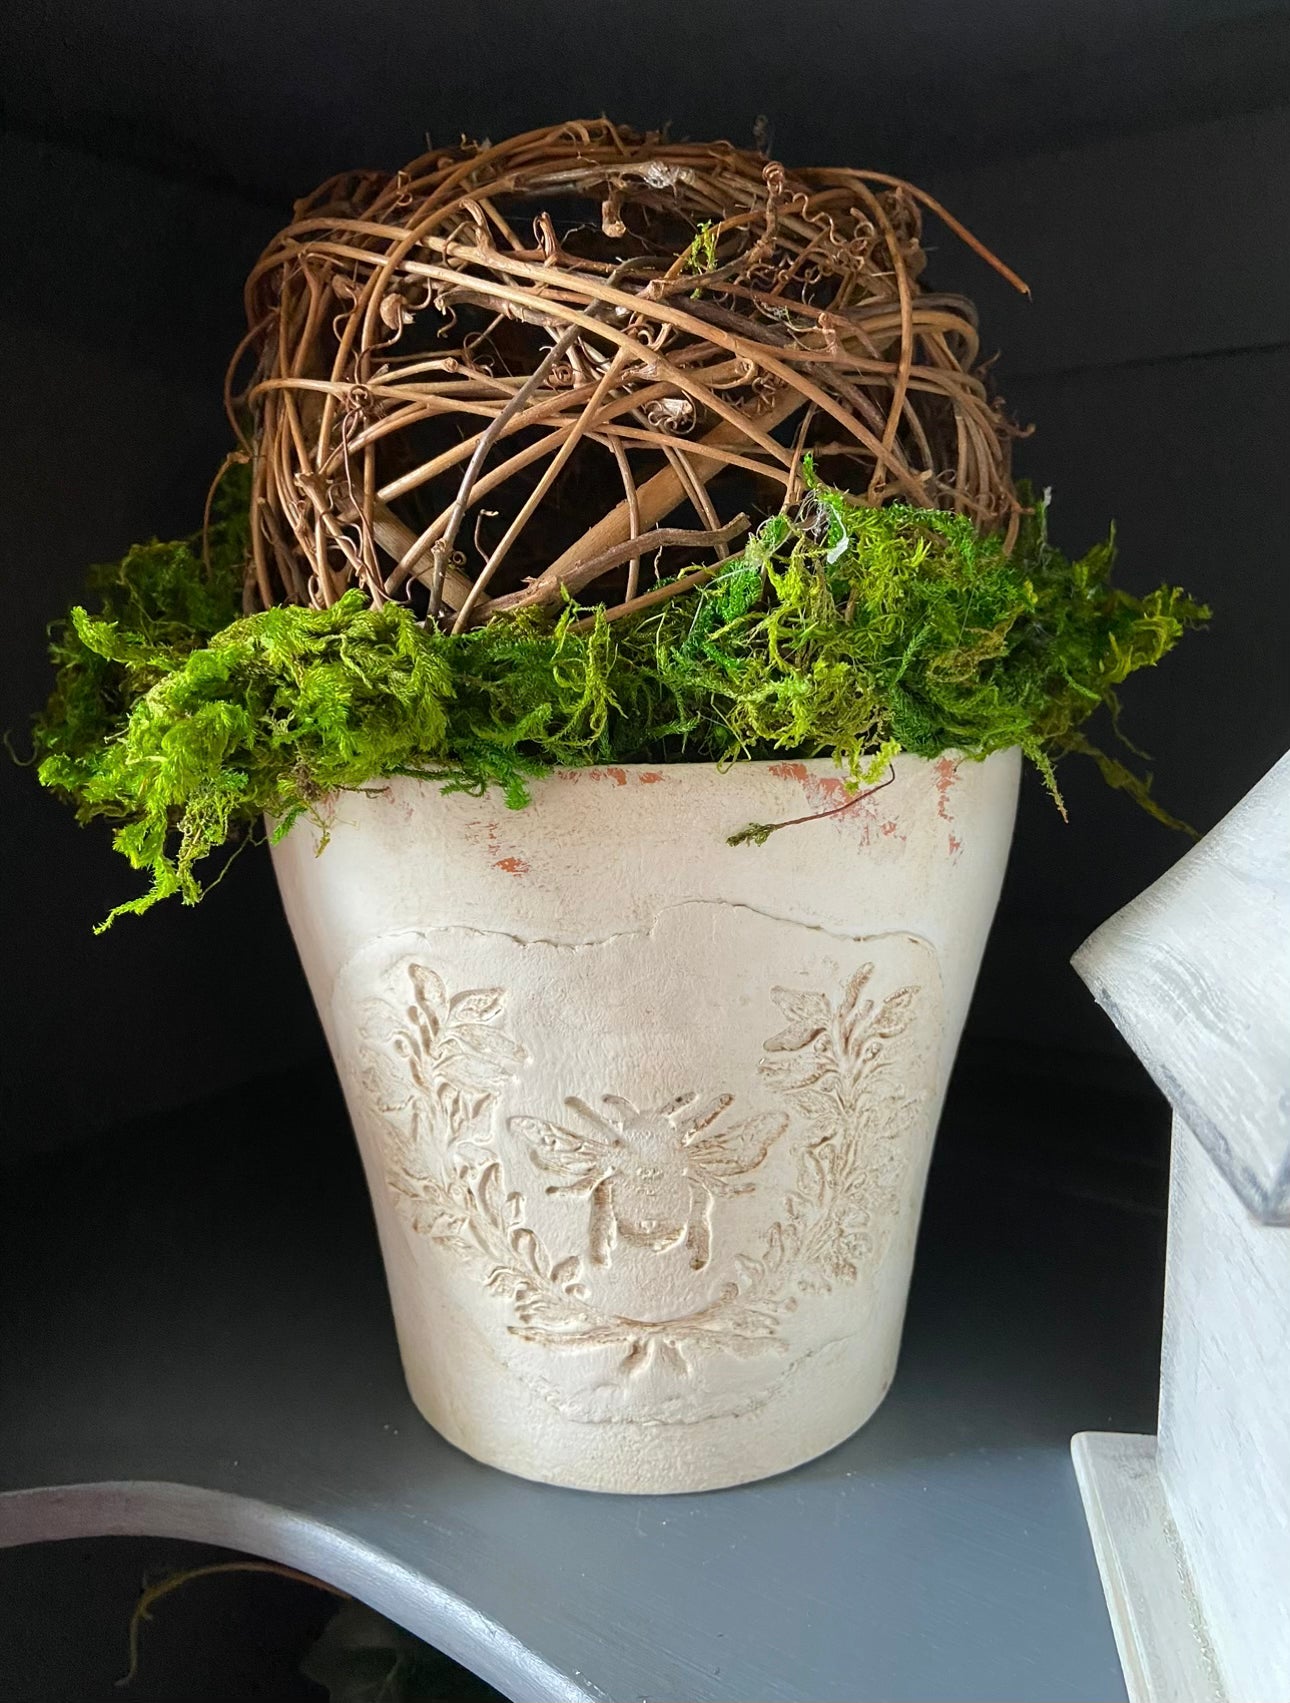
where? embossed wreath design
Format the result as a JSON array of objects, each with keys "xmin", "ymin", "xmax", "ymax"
[{"xmin": 363, "ymin": 959, "xmax": 925, "ymax": 1377}]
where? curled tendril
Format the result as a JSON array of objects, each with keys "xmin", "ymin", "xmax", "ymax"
[{"xmin": 644, "ymin": 396, "xmax": 696, "ymax": 434}]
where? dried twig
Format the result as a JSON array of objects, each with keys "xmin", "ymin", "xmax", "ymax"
[
  {"xmin": 728, "ymin": 767, "xmax": 898, "ymax": 846},
  {"xmin": 487, "ymin": 516, "xmax": 749, "ymax": 619},
  {"xmin": 237, "ymin": 120, "xmax": 1025, "ymax": 624}
]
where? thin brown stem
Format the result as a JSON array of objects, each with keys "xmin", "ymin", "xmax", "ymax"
[
  {"xmin": 424, "ymin": 317, "xmax": 584, "ymax": 617},
  {"xmin": 728, "ymin": 767, "xmax": 897, "ymax": 846},
  {"xmin": 482, "ymin": 515, "xmax": 749, "ymax": 620}
]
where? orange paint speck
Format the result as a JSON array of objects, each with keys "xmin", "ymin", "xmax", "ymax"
[
  {"xmin": 494, "ymin": 856, "xmax": 530, "ymax": 877},
  {"xmin": 881, "ymin": 819, "xmax": 899, "ymax": 837},
  {"xmin": 466, "ymin": 818, "xmax": 502, "ymax": 857},
  {"xmin": 639, "ymin": 771, "xmax": 663, "ymax": 785},
  {"xmin": 604, "ymin": 766, "xmax": 627, "ymax": 786},
  {"xmin": 933, "ymin": 756, "xmax": 959, "ymax": 821},
  {"xmin": 770, "ymin": 758, "xmax": 888, "ymax": 831},
  {"xmin": 947, "ymin": 834, "xmax": 963, "ymax": 858}
]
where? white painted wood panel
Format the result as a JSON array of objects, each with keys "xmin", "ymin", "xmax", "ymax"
[
  {"xmin": 1158, "ymin": 1117, "xmax": 1290, "ymax": 1703},
  {"xmin": 1073, "ymin": 750, "xmax": 1290, "ymax": 1222},
  {"xmin": 1071, "ymin": 1432, "xmax": 1224, "ymax": 1703}
]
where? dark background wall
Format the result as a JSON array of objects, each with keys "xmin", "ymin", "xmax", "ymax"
[{"xmin": 3, "ymin": 1, "xmax": 1288, "ymax": 1158}]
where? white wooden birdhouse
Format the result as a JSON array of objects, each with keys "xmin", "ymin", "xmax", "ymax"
[{"xmin": 1071, "ymin": 749, "xmax": 1290, "ymax": 1703}]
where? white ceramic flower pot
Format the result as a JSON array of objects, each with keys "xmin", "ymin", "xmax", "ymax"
[{"xmin": 271, "ymin": 751, "xmax": 1020, "ymax": 1493}]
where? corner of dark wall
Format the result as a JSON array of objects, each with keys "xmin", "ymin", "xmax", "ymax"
[{"xmin": 3, "ymin": 134, "xmax": 324, "ymax": 1159}]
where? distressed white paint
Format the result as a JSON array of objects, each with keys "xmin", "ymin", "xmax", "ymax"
[
  {"xmin": 1071, "ymin": 1433, "xmax": 1224, "ymax": 1703},
  {"xmin": 1072, "ymin": 748, "xmax": 1290, "ymax": 1703},
  {"xmin": 272, "ymin": 752, "xmax": 1019, "ymax": 1492},
  {"xmin": 1157, "ymin": 1116, "xmax": 1290, "ymax": 1702},
  {"xmin": 1073, "ymin": 749, "xmax": 1290, "ymax": 1223}
]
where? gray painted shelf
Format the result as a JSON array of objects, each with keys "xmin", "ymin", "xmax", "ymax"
[{"xmin": 0, "ymin": 1064, "xmax": 1165, "ymax": 1701}]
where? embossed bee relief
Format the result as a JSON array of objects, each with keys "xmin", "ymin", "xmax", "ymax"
[
  {"xmin": 512, "ymin": 1093, "xmax": 788, "ymax": 1271},
  {"xmin": 343, "ymin": 918, "xmax": 943, "ymax": 1419}
]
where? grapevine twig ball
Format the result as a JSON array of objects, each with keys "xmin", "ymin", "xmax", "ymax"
[{"xmin": 230, "ymin": 118, "xmax": 1026, "ymax": 625}]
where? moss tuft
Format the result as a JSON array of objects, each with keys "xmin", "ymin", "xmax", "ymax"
[{"xmin": 33, "ymin": 467, "xmax": 1207, "ymax": 924}]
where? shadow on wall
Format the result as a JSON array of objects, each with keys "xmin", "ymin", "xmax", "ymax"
[{"xmin": 2, "ymin": 136, "xmax": 322, "ymax": 1159}]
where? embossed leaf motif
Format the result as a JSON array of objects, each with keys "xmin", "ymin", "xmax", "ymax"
[
  {"xmin": 359, "ymin": 963, "xmax": 528, "ymax": 1163},
  {"xmin": 753, "ymin": 960, "xmax": 927, "ymax": 1287},
  {"xmin": 763, "ymin": 986, "xmax": 830, "ymax": 1054},
  {"xmin": 448, "ymin": 987, "xmax": 507, "ymax": 1024},
  {"xmin": 369, "ymin": 955, "xmax": 931, "ymax": 1389}
]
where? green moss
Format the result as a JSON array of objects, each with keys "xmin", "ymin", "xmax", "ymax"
[
  {"xmin": 35, "ymin": 465, "xmax": 247, "ymax": 804},
  {"xmin": 33, "ymin": 466, "xmax": 1207, "ymax": 925},
  {"xmin": 686, "ymin": 220, "xmax": 719, "ymax": 282}
]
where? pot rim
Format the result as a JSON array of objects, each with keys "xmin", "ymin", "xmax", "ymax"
[{"xmin": 377, "ymin": 746, "xmax": 1011, "ymax": 783}]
